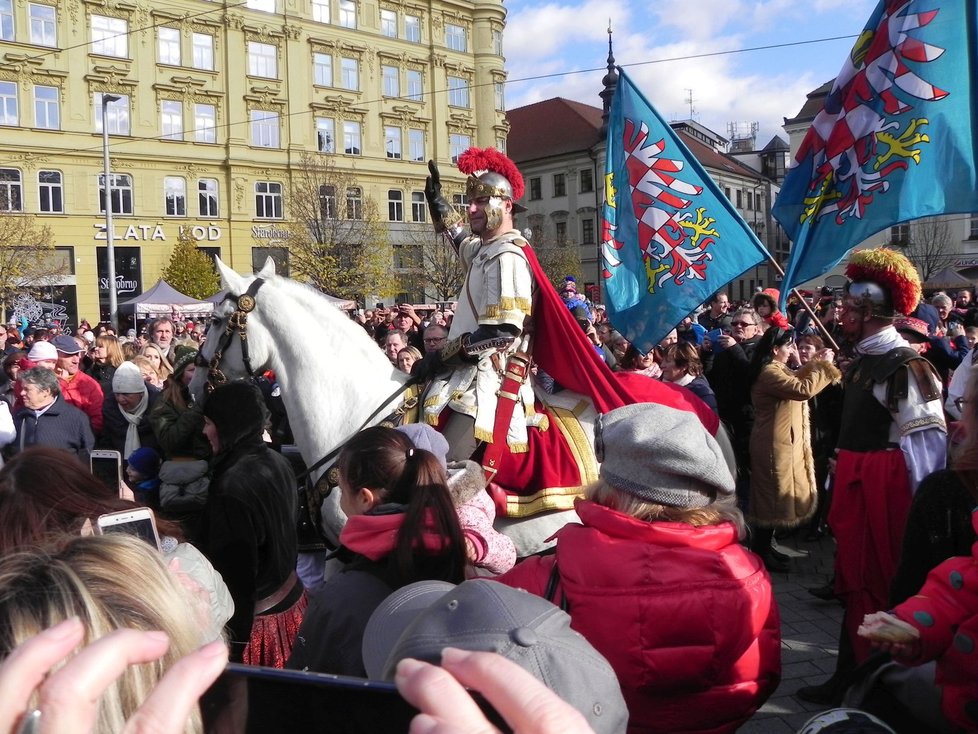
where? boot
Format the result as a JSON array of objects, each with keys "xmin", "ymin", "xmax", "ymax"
[{"xmin": 796, "ymin": 673, "xmax": 848, "ymax": 706}]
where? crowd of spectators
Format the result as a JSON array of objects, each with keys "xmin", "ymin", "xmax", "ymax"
[{"xmin": 3, "ymin": 272, "xmax": 978, "ymax": 733}]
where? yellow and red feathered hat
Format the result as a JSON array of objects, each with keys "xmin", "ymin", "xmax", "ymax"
[
  {"xmin": 457, "ymin": 147, "xmax": 527, "ymax": 213},
  {"xmin": 845, "ymin": 248, "xmax": 922, "ymax": 318}
]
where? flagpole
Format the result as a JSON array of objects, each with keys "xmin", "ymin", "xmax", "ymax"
[{"xmin": 764, "ymin": 253, "xmax": 841, "ymax": 352}]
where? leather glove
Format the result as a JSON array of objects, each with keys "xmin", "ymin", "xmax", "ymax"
[{"xmin": 425, "ymin": 160, "xmax": 462, "ymax": 233}]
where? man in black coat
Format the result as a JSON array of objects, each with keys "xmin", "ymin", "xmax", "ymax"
[{"xmin": 12, "ymin": 367, "xmax": 94, "ymax": 461}]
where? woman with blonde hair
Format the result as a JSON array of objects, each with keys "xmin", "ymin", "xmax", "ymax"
[
  {"xmin": 498, "ymin": 403, "xmax": 780, "ymax": 734},
  {"xmin": 141, "ymin": 343, "xmax": 173, "ymax": 386},
  {"xmin": 85, "ymin": 334, "xmax": 124, "ymax": 392},
  {"xmin": 0, "ymin": 534, "xmax": 227, "ymax": 734}
]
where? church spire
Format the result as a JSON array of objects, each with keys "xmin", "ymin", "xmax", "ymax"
[{"xmin": 599, "ymin": 23, "xmax": 618, "ymax": 137}]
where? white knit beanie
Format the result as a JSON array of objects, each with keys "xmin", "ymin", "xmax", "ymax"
[
  {"xmin": 594, "ymin": 403, "xmax": 734, "ymax": 508},
  {"xmin": 112, "ymin": 361, "xmax": 146, "ymax": 394}
]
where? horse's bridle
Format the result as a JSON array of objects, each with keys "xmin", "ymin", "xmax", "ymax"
[{"xmin": 197, "ymin": 278, "xmax": 265, "ymax": 393}]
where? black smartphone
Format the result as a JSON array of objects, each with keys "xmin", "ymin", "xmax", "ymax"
[{"xmin": 201, "ymin": 664, "xmax": 510, "ymax": 734}]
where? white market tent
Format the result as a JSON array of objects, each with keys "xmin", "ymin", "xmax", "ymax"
[{"xmin": 119, "ymin": 279, "xmax": 215, "ymax": 320}]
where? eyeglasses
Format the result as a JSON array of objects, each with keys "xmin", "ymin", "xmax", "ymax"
[
  {"xmin": 730, "ymin": 321, "xmax": 754, "ymax": 328},
  {"xmin": 423, "ymin": 337, "xmax": 447, "ymax": 344}
]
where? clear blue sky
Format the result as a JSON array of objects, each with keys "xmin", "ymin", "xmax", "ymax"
[{"xmin": 502, "ymin": 0, "xmax": 880, "ymax": 146}]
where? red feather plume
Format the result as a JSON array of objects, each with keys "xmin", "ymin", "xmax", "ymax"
[{"xmin": 456, "ymin": 147, "xmax": 525, "ymax": 201}]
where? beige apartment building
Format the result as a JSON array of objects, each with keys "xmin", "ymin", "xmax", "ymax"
[{"xmin": 0, "ymin": 0, "xmax": 508, "ymax": 325}]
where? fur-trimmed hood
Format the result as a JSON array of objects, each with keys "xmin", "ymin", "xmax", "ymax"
[{"xmin": 446, "ymin": 460, "xmax": 486, "ymax": 506}]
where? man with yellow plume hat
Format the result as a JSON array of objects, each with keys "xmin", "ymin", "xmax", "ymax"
[{"xmin": 799, "ymin": 247, "xmax": 946, "ymax": 705}]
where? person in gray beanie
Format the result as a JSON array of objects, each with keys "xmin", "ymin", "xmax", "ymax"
[{"xmin": 497, "ymin": 402, "xmax": 782, "ymax": 734}]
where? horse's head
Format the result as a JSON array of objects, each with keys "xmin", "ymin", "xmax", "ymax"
[{"xmin": 189, "ymin": 257, "xmax": 277, "ymax": 402}]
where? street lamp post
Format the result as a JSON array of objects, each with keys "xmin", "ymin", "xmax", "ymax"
[{"xmin": 101, "ymin": 93, "xmax": 121, "ymax": 328}]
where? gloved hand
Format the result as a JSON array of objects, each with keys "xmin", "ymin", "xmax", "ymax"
[{"xmin": 425, "ymin": 160, "xmax": 462, "ymax": 233}]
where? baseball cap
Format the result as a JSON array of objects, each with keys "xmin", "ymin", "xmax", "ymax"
[
  {"xmin": 27, "ymin": 341, "xmax": 57, "ymax": 362},
  {"xmin": 362, "ymin": 580, "xmax": 628, "ymax": 734},
  {"xmin": 52, "ymin": 335, "xmax": 84, "ymax": 355}
]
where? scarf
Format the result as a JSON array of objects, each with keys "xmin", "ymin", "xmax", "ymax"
[
  {"xmin": 856, "ymin": 326, "xmax": 908, "ymax": 356},
  {"xmin": 119, "ymin": 389, "xmax": 148, "ymax": 458}
]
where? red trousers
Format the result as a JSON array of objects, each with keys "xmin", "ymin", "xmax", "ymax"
[{"xmin": 829, "ymin": 449, "xmax": 912, "ymax": 662}]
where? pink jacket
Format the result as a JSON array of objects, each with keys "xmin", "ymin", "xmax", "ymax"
[{"xmin": 498, "ymin": 499, "xmax": 781, "ymax": 734}]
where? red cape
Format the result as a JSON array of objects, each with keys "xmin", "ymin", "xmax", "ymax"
[{"xmin": 522, "ymin": 243, "xmax": 719, "ymax": 434}]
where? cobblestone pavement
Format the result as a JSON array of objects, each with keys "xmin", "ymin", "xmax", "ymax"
[{"xmin": 739, "ymin": 533, "xmax": 844, "ymax": 733}]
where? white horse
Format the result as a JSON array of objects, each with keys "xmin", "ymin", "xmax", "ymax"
[{"xmin": 189, "ymin": 258, "xmax": 582, "ymax": 556}]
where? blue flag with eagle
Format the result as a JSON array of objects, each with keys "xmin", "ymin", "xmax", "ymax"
[
  {"xmin": 601, "ymin": 69, "xmax": 769, "ymax": 354},
  {"xmin": 774, "ymin": 0, "xmax": 978, "ymax": 303}
]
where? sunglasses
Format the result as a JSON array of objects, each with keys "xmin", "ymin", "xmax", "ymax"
[{"xmin": 730, "ymin": 321, "xmax": 754, "ymax": 328}]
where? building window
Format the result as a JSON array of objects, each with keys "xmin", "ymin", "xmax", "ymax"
[
  {"xmin": 555, "ymin": 221, "xmax": 567, "ymax": 244},
  {"xmin": 0, "ymin": 82, "xmax": 17, "ymax": 126},
  {"xmin": 255, "ymin": 181, "xmax": 283, "ymax": 219},
  {"xmin": 406, "ymin": 70, "xmax": 422, "ymax": 102},
  {"xmin": 411, "ymin": 191, "xmax": 426, "ymax": 222},
  {"xmin": 380, "ymin": 9, "xmax": 396, "ymax": 37},
  {"xmin": 313, "ymin": 52, "xmax": 332, "ymax": 86},
  {"xmin": 496, "ymin": 137, "xmax": 506, "ymax": 153},
  {"xmin": 382, "ymin": 65, "xmax": 399, "ymax": 97},
  {"xmin": 338, "ymin": 0, "xmax": 356, "ymax": 28},
  {"xmin": 94, "ymin": 93, "xmax": 129, "ymax": 135},
  {"xmin": 451, "ymin": 193, "xmax": 466, "ymax": 211},
  {"xmin": 98, "ymin": 173, "xmax": 133, "ymax": 215},
  {"xmin": 746, "ymin": 191, "xmax": 754, "ymax": 210},
  {"xmin": 405, "ymin": 14, "xmax": 420, "ymax": 42},
  {"xmin": 158, "ymin": 27, "xmax": 180, "ymax": 65},
  {"xmin": 38, "ymin": 170, "xmax": 63, "ymax": 213},
  {"xmin": 0, "ymin": 0, "xmax": 11, "ymax": 41},
  {"xmin": 445, "ymin": 23, "xmax": 466, "ymax": 52},
  {"xmin": 29, "ymin": 3, "xmax": 56, "ymax": 46},
  {"xmin": 248, "ymin": 41, "xmax": 277, "ymax": 78},
  {"xmin": 316, "ymin": 117, "xmax": 334, "ymax": 153},
  {"xmin": 91, "ymin": 15, "xmax": 127, "ymax": 57},
  {"xmin": 194, "ymin": 103, "xmax": 216, "ymax": 143},
  {"xmin": 408, "ymin": 128, "xmax": 424, "ymax": 162},
  {"xmin": 447, "ymin": 77, "xmax": 469, "ymax": 108},
  {"xmin": 388, "ymin": 189, "xmax": 403, "ymax": 221},
  {"xmin": 312, "ymin": 0, "xmax": 329, "ymax": 23},
  {"xmin": 192, "ymin": 33, "xmax": 214, "ymax": 70},
  {"xmin": 346, "ymin": 186, "xmax": 363, "ymax": 220},
  {"xmin": 735, "ymin": 189, "xmax": 743, "ymax": 208},
  {"xmin": 385, "ymin": 126, "xmax": 401, "ymax": 159},
  {"xmin": 250, "ymin": 110, "xmax": 279, "ymax": 148},
  {"xmin": 553, "ymin": 173, "xmax": 566, "ymax": 197},
  {"xmin": 449, "ymin": 134, "xmax": 470, "ymax": 163},
  {"xmin": 340, "ymin": 57, "xmax": 358, "ymax": 90},
  {"xmin": 247, "ymin": 0, "xmax": 275, "ymax": 11},
  {"xmin": 160, "ymin": 100, "xmax": 183, "ymax": 141},
  {"xmin": 494, "ymin": 82, "xmax": 505, "ymax": 111},
  {"xmin": 0, "ymin": 169, "xmax": 22, "ymax": 212},
  {"xmin": 492, "ymin": 29, "xmax": 503, "ymax": 55},
  {"xmin": 343, "ymin": 120, "xmax": 361, "ymax": 155},
  {"xmin": 529, "ymin": 177, "xmax": 541, "ymax": 200},
  {"xmin": 579, "ymin": 168, "xmax": 593, "ymax": 193},
  {"xmin": 581, "ymin": 218, "xmax": 595, "ymax": 245},
  {"xmin": 164, "ymin": 176, "xmax": 186, "ymax": 216},
  {"xmin": 890, "ymin": 223, "xmax": 910, "ymax": 245},
  {"xmin": 319, "ymin": 185, "xmax": 336, "ymax": 219},
  {"xmin": 971, "ymin": 214, "xmax": 978, "ymax": 240},
  {"xmin": 198, "ymin": 178, "xmax": 218, "ymax": 217},
  {"xmin": 723, "ymin": 186, "xmax": 731, "ymax": 200}
]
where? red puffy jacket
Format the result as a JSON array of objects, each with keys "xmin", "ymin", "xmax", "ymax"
[{"xmin": 498, "ymin": 499, "xmax": 781, "ymax": 734}]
